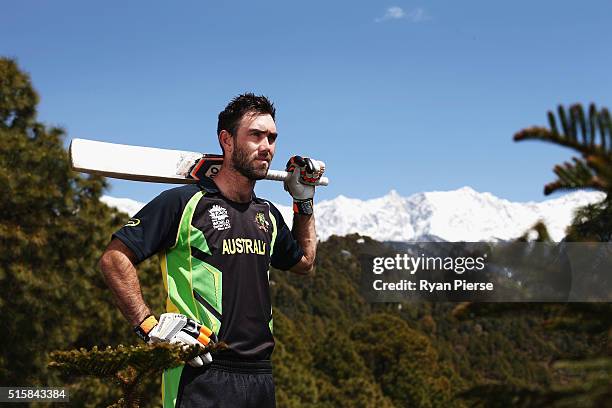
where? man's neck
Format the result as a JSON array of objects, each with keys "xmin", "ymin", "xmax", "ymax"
[{"xmin": 214, "ymin": 166, "xmax": 256, "ymax": 203}]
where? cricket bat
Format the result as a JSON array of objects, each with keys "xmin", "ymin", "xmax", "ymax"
[{"xmin": 69, "ymin": 138, "xmax": 329, "ymax": 186}]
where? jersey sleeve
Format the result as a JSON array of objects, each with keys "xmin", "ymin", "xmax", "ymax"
[
  {"xmin": 268, "ymin": 202, "xmax": 304, "ymax": 271},
  {"xmin": 112, "ymin": 186, "xmax": 197, "ymax": 264}
]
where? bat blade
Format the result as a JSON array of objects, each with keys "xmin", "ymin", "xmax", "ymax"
[
  {"xmin": 70, "ymin": 138, "xmax": 203, "ymax": 183},
  {"xmin": 69, "ymin": 138, "xmax": 329, "ymax": 186}
]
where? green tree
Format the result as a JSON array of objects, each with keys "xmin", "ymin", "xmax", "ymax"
[
  {"xmin": 350, "ymin": 313, "xmax": 454, "ymax": 407},
  {"xmin": 514, "ymin": 103, "xmax": 612, "ymax": 241},
  {"xmin": 0, "ymin": 58, "xmax": 38, "ymax": 129},
  {"xmin": 0, "ymin": 57, "xmax": 165, "ymax": 407},
  {"xmin": 458, "ymin": 104, "xmax": 612, "ymax": 407}
]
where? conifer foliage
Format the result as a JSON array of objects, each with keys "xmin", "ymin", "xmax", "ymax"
[
  {"xmin": 0, "ymin": 57, "xmax": 163, "ymax": 406},
  {"xmin": 513, "ymin": 104, "xmax": 612, "ymax": 241},
  {"xmin": 457, "ymin": 103, "xmax": 612, "ymax": 407},
  {"xmin": 514, "ymin": 104, "xmax": 612, "ymax": 196},
  {"xmin": 49, "ymin": 343, "xmax": 226, "ymax": 408},
  {"xmin": 1, "ymin": 57, "xmax": 108, "ymax": 381},
  {"xmin": 515, "ymin": 104, "xmax": 612, "ymax": 242}
]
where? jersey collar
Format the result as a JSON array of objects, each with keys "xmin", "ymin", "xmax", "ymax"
[
  {"xmin": 198, "ymin": 177, "xmax": 258, "ymax": 201},
  {"xmin": 198, "ymin": 176, "xmax": 220, "ymax": 194}
]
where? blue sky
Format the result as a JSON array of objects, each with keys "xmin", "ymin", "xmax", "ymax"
[{"xmin": 2, "ymin": 1, "xmax": 611, "ymax": 205}]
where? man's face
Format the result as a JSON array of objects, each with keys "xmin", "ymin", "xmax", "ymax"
[{"xmin": 229, "ymin": 113, "xmax": 277, "ymax": 180}]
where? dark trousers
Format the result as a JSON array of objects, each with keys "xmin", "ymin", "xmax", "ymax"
[{"xmin": 176, "ymin": 359, "xmax": 276, "ymax": 408}]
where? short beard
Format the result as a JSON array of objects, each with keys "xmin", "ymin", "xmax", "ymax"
[{"xmin": 231, "ymin": 144, "xmax": 269, "ymax": 180}]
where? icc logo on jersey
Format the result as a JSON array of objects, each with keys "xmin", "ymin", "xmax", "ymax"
[{"xmin": 209, "ymin": 205, "xmax": 231, "ymax": 231}]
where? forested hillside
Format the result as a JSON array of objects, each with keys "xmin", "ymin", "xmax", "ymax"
[
  {"xmin": 1, "ymin": 58, "xmax": 608, "ymax": 407},
  {"xmin": 270, "ymin": 235, "xmax": 602, "ymax": 407}
]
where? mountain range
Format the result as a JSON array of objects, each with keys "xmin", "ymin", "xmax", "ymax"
[{"xmin": 101, "ymin": 187, "xmax": 605, "ymax": 242}]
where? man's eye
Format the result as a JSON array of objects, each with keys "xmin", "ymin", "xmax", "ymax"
[{"xmin": 268, "ymin": 135, "xmax": 277, "ymax": 143}]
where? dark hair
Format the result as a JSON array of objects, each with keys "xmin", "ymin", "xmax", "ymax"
[{"xmin": 217, "ymin": 93, "xmax": 276, "ymax": 137}]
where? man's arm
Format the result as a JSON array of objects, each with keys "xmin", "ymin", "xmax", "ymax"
[
  {"xmin": 290, "ymin": 213, "xmax": 316, "ymax": 275},
  {"xmin": 99, "ymin": 237, "xmax": 215, "ymax": 366},
  {"xmin": 283, "ymin": 156, "xmax": 324, "ymax": 275},
  {"xmin": 98, "ymin": 238, "xmax": 152, "ymax": 326}
]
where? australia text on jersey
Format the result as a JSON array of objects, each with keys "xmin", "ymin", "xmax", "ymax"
[{"xmin": 222, "ymin": 238, "xmax": 267, "ymax": 255}]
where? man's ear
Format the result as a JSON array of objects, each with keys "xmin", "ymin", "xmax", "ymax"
[{"xmin": 219, "ymin": 130, "xmax": 233, "ymax": 155}]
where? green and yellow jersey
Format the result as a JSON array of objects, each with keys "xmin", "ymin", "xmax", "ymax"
[{"xmin": 113, "ymin": 177, "xmax": 302, "ymax": 406}]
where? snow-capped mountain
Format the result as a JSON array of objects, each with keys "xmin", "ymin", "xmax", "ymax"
[
  {"xmin": 305, "ymin": 187, "xmax": 605, "ymax": 242},
  {"xmin": 102, "ymin": 187, "xmax": 606, "ymax": 242},
  {"xmin": 100, "ymin": 196, "xmax": 146, "ymax": 217}
]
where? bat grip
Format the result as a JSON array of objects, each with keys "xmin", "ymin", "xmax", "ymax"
[{"xmin": 265, "ymin": 170, "xmax": 329, "ymax": 186}]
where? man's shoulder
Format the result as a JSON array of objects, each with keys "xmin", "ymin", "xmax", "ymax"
[
  {"xmin": 156, "ymin": 184, "xmax": 203, "ymax": 201},
  {"xmin": 142, "ymin": 184, "xmax": 204, "ymax": 213}
]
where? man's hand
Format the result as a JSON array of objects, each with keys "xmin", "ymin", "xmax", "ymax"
[
  {"xmin": 135, "ymin": 313, "xmax": 217, "ymax": 367},
  {"xmin": 284, "ymin": 156, "xmax": 325, "ymax": 215}
]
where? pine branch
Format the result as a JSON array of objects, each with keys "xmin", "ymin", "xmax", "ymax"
[
  {"xmin": 543, "ymin": 157, "xmax": 604, "ymax": 195},
  {"xmin": 515, "ymin": 104, "xmax": 612, "ymax": 156},
  {"xmin": 585, "ymin": 154, "xmax": 612, "ymax": 191},
  {"xmin": 49, "ymin": 342, "xmax": 228, "ymax": 407},
  {"xmin": 514, "ymin": 104, "xmax": 612, "ymax": 196}
]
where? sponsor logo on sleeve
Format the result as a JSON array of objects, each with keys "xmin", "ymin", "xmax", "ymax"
[{"xmin": 125, "ymin": 218, "xmax": 141, "ymax": 227}]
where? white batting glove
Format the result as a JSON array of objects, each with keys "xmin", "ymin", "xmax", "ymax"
[
  {"xmin": 284, "ymin": 156, "xmax": 325, "ymax": 215},
  {"xmin": 134, "ymin": 314, "xmax": 217, "ymax": 367}
]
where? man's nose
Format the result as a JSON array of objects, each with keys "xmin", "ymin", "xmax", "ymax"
[{"xmin": 259, "ymin": 137, "xmax": 272, "ymax": 153}]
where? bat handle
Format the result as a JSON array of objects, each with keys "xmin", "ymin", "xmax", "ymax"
[{"xmin": 265, "ymin": 170, "xmax": 329, "ymax": 186}]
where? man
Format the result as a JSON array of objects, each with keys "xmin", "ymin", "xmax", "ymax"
[{"xmin": 99, "ymin": 93, "xmax": 323, "ymax": 408}]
